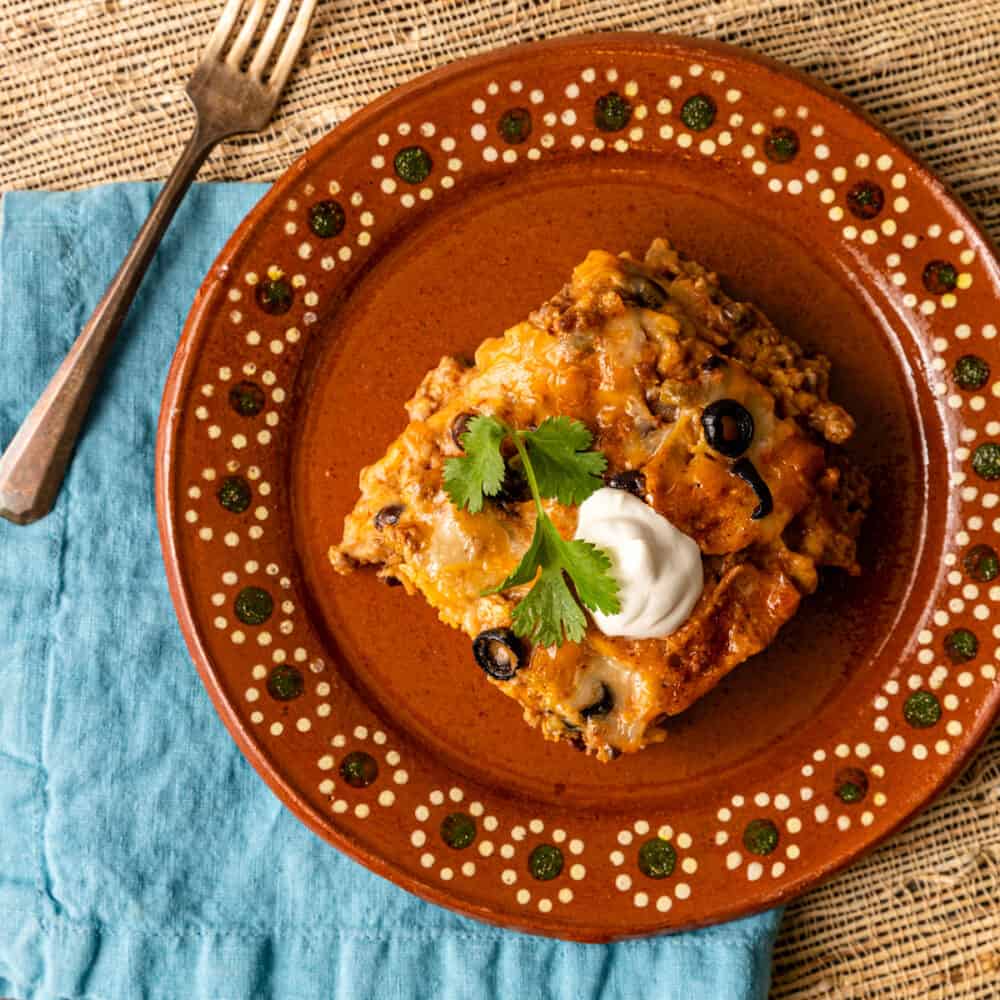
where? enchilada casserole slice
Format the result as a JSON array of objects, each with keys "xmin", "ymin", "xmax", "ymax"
[{"xmin": 330, "ymin": 239, "xmax": 868, "ymax": 761}]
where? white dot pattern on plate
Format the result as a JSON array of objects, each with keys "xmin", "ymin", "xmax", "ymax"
[{"xmin": 174, "ymin": 51, "xmax": 997, "ymax": 927}]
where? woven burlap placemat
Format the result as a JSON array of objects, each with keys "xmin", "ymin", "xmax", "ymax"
[{"xmin": 3, "ymin": 1, "xmax": 999, "ymax": 996}]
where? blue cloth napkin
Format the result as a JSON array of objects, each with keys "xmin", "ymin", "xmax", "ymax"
[{"xmin": 0, "ymin": 183, "xmax": 781, "ymax": 1000}]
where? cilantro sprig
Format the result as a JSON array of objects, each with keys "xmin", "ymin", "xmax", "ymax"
[{"xmin": 443, "ymin": 415, "xmax": 620, "ymax": 647}]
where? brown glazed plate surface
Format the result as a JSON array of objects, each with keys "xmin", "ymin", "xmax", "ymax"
[{"xmin": 156, "ymin": 34, "xmax": 1000, "ymax": 941}]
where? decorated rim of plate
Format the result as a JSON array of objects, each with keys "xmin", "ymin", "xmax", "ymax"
[{"xmin": 156, "ymin": 34, "xmax": 1000, "ymax": 940}]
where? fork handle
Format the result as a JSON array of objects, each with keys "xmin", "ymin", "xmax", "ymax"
[{"xmin": 0, "ymin": 124, "xmax": 220, "ymax": 525}]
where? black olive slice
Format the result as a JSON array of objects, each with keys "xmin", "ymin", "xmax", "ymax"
[
  {"xmin": 450, "ymin": 411, "xmax": 476, "ymax": 449},
  {"xmin": 472, "ymin": 628, "xmax": 526, "ymax": 680},
  {"xmin": 701, "ymin": 399, "xmax": 755, "ymax": 458},
  {"xmin": 374, "ymin": 504, "xmax": 405, "ymax": 529},
  {"xmin": 604, "ymin": 469, "xmax": 646, "ymax": 498},
  {"xmin": 580, "ymin": 682, "xmax": 614, "ymax": 719},
  {"xmin": 731, "ymin": 457, "xmax": 773, "ymax": 520}
]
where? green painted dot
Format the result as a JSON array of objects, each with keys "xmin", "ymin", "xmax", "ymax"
[
  {"xmin": 944, "ymin": 628, "xmax": 978, "ymax": 664},
  {"xmin": 217, "ymin": 476, "xmax": 251, "ymax": 513},
  {"xmin": 594, "ymin": 92, "xmax": 632, "ymax": 132},
  {"xmin": 964, "ymin": 544, "xmax": 999, "ymax": 582},
  {"xmin": 308, "ymin": 200, "xmax": 345, "ymax": 238},
  {"xmin": 266, "ymin": 663, "xmax": 303, "ymax": 701},
  {"xmin": 846, "ymin": 180, "xmax": 885, "ymax": 220},
  {"xmin": 637, "ymin": 837, "xmax": 676, "ymax": 879},
  {"xmin": 972, "ymin": 443, "xmax": 1000, "ymax": 480},
  {"xmin": 679, "ymin": 93, "xmax": 716, "ymax": 131},
  {"xmin": 835, "ymin": 767, "xmax": 869, "ymax": 804},
  {"xmin": 528, "ymin": 843, "xmax": 563, "ymax": 881},
  {"xmin": 339, "ymin": 750, "xmax": 378, "ymax": 787},
  {"xmin": 497, "ymin": 107, "xmax": 532, "ymax": 145},
  {"xmin": 440, "ymin": 812, "xmax": 477, "ymax": 849},
  {"xmin": 742, "ymin": 819, "xmax": 779, "ymax": 856},
  {"xmin": 903, "ymin": 690, "xmax": 941, "ymax": 728},
  {"xmin": 953, "ymin": 355, "xmax": 990, "ymax": 391},
  {"xmin": 837, "ymin": 782, "xmax": 862, "ymax": 803},
  {"xmin": 763, "ymin": 126, "xmax": 799, "ymax": 163},
  {"xmin": 394, "ymin": 146, "xmax": 433, "ymax": 184},
  {"xmin": 255, "ymin": 276, "xmax": 292, "ymax": 315},
  {"xmin": 229, "ymin": 380, "xmax": 265, "ymax": 417},
  {"xmin": 233, "ymin": 586, "xmax": 273, "ymax": 626},
  {"xmin": 923, "ymin": 259, "xmax": 958, "ymax": 294}
]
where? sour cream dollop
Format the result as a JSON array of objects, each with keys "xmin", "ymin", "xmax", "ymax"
[{"xmin": 574, "ymin": 487, "xmax": 703, "ymax": 639}]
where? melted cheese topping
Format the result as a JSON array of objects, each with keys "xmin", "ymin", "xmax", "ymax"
[{"xmin": 331, "ymin": 239, "xmax": 867, "ymax": 761}]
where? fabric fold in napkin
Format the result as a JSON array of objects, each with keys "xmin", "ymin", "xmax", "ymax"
[{"xmin": 0, "ymin": 184, "xmax": 781, "ymax": 1000}]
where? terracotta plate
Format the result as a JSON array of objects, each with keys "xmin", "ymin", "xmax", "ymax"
[{"xmin": 157, "ymin": 34, "xmax": 1000, "ymax": 941}]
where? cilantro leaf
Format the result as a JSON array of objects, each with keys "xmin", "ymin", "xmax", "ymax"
[
  {"xmin": 490, "ymin": 514, "xmax": 620, "ymax": 645},
  {"xmin": 553, "ymin": 536, "xmax": 620, "ymax": 615},
  {"xmin": 511, "ymin": 564, "xmax": 588, "ymax": 648},
  {"xmin": 502, "ymin": 516, "xmax": 588, "ymax": 645},
  {"xmin": 442, "ymin": 415, "xmax": 506, "ymax": 513},
  {"xmin": 522, "ymin": 417, "xmax": 607, "ymax": 506},
  {"xmin": 442, "ymin": 412, "xmax": 620, "ymax": 647}
]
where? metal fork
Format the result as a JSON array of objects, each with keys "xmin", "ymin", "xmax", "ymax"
[{"xmin": 0, "ymin": 0, "xmax": 318, "ymax": 525}]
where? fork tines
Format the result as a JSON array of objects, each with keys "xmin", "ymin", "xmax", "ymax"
[{"xmin": 203, "ymin": 0, "xmax": 318, "ymax": 92}]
